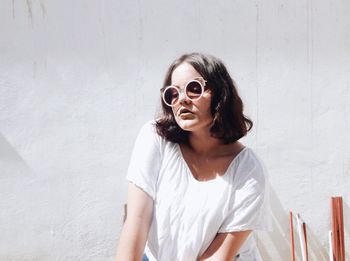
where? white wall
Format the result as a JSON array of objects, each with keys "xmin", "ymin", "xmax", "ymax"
[{"xmin": 1, "ymin": 0, "xmax": 349, "ymax": 260}]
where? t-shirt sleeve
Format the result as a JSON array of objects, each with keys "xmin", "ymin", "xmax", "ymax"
[
  {"xmin": 126, "ymin": 120, "xmax": 163, "ymax": 200},
  {"xmin": 219, "ymin": 151, "xmax": 270, "ymax": 233}
]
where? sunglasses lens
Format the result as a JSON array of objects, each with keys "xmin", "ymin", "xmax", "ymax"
[
  {"xmin": 186, "ymin": 81, "xmax": 203, "ymax": 99},
  {"xmin": 163, "ymin": 87, "xmax": 179, "ymax": 106}
]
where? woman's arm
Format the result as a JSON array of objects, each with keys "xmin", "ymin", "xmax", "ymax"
[
  {"xmin": 198, "ymin": 230, "xmax": 251, "ymax": 261},
  {"xmin": 116, "ymin": 183, "xmax": 153, "ymax": 261}
]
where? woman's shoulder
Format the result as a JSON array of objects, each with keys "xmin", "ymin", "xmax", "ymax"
[
  {"xmin": 238, "ymin": 147, "xmax": 264, "ymax": 168},
  {"xmin": 136, "ymin": 120, "xmax": 159, "ymax": 138},
  {"xmin": 137, "ymin": 119, "xmax": 171, "ymax": 148},
  {"xmin": 139, "ymin": 119, "xmax": 156, "ymax": 131},
  {"xmin": 233, "ymin": 146, "xmax": 267, "ymax": 183}
]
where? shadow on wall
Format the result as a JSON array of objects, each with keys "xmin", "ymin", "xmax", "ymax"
[
  {"xmin": 306, "ymin": 222, "xmax": 328, "ymax": 260},
  {"xmin": 0, "ymin": 132, "xmax": 32, "ymax": 168},
  {"xmin": 257, "ymin": 186, "xmax": 293, "ymax": 260},
  {"xmin": 0, "ymin": 132, "xmax": 40, "ymax": 258},
  {"xmin": 0, "ymin": 131, "xmax": 38, "ymax": 180},
  {"xmin": 258, "ymin": 187, "xmax": 330, "ymax": 261}
]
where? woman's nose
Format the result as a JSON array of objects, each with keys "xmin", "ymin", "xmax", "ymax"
[{"xmin": 178, "ymin": 90, "xmax": 190, "ymax": 104}]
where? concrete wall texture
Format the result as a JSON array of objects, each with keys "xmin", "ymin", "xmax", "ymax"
[{"xmin": 1, "ymin": 0, "xmax": 349, "ymax": 260}]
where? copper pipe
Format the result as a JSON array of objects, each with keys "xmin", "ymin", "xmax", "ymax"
[
  {"xmin": 331, "ymin": 197, "xmax": 337, "ymax": 260},
  {"xmin": 331, "ymin": 197, "xmax": 345, "ymax": 261},
  {"xmin": 337, "ymin": 198, "xmax": 345, "ymax": 261},
  {"xmin": 289, "ymin": 211, "xmax": 295, "ymax": 261}
]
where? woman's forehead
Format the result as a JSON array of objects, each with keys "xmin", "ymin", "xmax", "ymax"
[{"xmin": 171, "ymin": 63, "xmax": 202, "ymax": 85}]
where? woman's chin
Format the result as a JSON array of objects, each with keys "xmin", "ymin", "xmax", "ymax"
[
  {"xmin": 175, "ymin": 115, "xmax": 213, "ymax": 132},
  {"xmin": 176, "ymin": 119, "xmax": 198, "ymax": 131}
]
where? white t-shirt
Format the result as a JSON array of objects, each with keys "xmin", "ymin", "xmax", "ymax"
[{"xmin": 126, "ymin": 121, "xmax": 270, "ymax": 261}]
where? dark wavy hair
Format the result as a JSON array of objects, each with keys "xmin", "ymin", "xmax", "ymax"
[{"xmin": 156, "ymin": 53, "xmax": 252, "ymax": 144}]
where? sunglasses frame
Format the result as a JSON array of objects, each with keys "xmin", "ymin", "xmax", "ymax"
[{"xmin": 161, "ymin": 77, "xmax": 207, "ymax": 107}]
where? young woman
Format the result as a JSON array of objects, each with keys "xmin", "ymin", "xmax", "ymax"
[{"xmin": 116, "ymin": 53, "xmax": 269, "ymax": 261}]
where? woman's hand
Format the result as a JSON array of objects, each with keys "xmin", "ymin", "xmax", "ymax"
[
  {"xmin": 198, "ymin": 230, "xmax": 251, "ymax": 261},
  {"xmin": 116, "ymin": 183, "xmax": 154, "ymax": 261}
]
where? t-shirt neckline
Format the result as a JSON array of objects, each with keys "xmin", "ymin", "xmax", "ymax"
[{"xmin": 175, "ymin": 143, "xmax": 248, "ymax": 183}]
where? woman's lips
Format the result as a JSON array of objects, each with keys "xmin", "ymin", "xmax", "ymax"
[
  {"xmin": 178, "ymin": 108, "xmax": 193, "ymax": 115},
  {"xmin": 179, "ymin": 112, "xmax": 194, "ymax": 119},
  {"xmin": 178, "ymin": 108, "xmax": 195, "ymax": 119}
]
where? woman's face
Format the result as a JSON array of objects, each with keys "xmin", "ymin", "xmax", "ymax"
[{"xmin": 170, "ymin": 62, "xmax": 213, "ymax": 133}]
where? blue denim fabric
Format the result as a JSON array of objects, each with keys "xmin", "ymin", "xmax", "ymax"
[{"xmin": 142, "ymin": 254, "xmax": 149, "ymax": 261}]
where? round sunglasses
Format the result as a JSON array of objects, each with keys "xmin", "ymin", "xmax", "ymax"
[{"xmin": 161, "ymin": 77, "xmax": 207, "ymax": 107}]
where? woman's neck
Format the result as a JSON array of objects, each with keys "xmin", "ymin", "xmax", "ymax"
[{"xmin": 188, "ymin": 128, "xmax": 223, "ymax": 157}]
